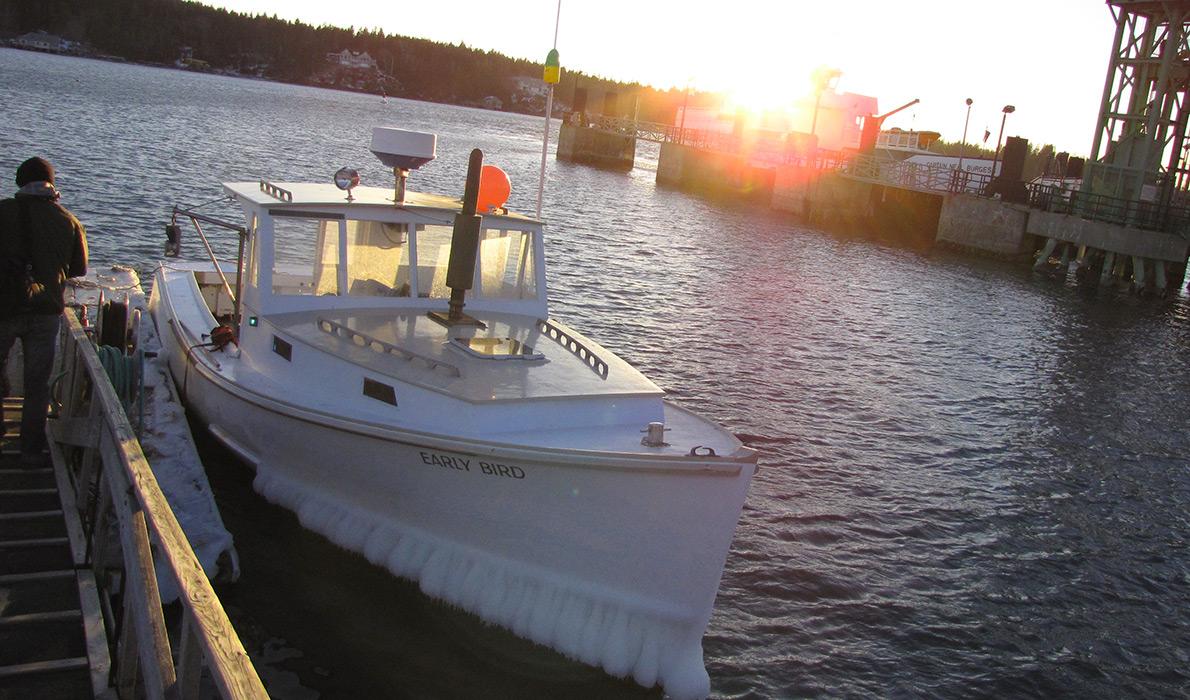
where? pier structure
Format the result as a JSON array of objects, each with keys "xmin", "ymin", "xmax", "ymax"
[
  {"xmin": 556, "ymin": 84, "xmax": 644, "ymax": 170},
  {"xmin": 0, "ymin": 312, "xmax": 266, "ymax": 698},
  {"xmin": 561, "ymin": 113, "xmax": 814, "ymax": 200},
  {"xmin": 558, "ymin": 1, "xmax": 1190, "ymax": 291},
  {"xmin": 774, "ymin": 0, "xmax": 1190, "ymax": 290},
  {"xmin": 769, "ymin": 140, "xmax": 1190, "ymax": 289},
  {"xmin": 565, "ymin": 107, "xmax": 1190, "ymax": 288}
]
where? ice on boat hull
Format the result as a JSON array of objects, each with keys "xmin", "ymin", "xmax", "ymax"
[{"xmin": 253, "ymin": 464, "xmax": 720, "ymax": 698}]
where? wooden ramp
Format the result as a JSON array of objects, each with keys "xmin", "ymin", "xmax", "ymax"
[
  {"xmin": 0, "ymin": 397, "xmax": 107, "ymax": 698},
  {"xmin": 0, "ymin": 309, "xmax": 268, "ymax": 699}
]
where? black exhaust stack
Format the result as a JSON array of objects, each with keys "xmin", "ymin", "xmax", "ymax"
[{"xmin": 429, "ymin": 148, "xmax": 487, "ymax": 328}]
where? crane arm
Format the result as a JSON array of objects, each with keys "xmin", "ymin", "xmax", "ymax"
[{"xmin": 875, "ymin": 98, "xmax": 920, "ymax": 123}]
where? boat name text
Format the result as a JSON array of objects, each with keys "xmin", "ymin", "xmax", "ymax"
[{"xmin": 419, "ymin": 451, "xmax": 526, "ymax": 479}]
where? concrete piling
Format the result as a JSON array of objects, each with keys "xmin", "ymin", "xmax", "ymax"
[
  {"xmin": 1034, "ymin": 238, "xmax": 1058, "ymax": 270},
  {"xmin": 657, "ymin": 142, "xmax": 775, "ymax": 202},
  {"xmin": 1100, "ymin": 251, "xmax": 1116, "ymax": 286},
  {"xmin": 556, "ymin": 122, "xmax": 635, "ymax": 171}
]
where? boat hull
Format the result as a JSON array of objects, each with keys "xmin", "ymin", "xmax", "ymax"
[{"xmin": 150, "ymin": 275, "xmax": 755, "ymax": 699}]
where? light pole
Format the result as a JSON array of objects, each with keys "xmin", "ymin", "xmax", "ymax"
[
  {"xmin": 679, "ymin": 80, "xmax": 690, "ymax": 145},
  {"xmin": 989, "ymin": 104, "xmax": 1015, "ymax": 184},
  {"xmin": 956, "ymin": 98, "xmax": 973, "ymax": 190}
]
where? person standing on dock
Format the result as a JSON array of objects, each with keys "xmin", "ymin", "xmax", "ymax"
[{"xmin": 0, "ymin": 157, "xmax": 88, "ymax": 467}]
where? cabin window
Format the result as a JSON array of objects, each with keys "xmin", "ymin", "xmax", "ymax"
[
  {"xmin": 344, "ymin": 220, "xmax": 413, "ymax": 297},
  {"xmin": 477, "ymin": 228, "xmax": 536, "ymax": 299},
  {"xmin": 246, "ymin": 213, "xmax": 259, "ymax": 288},
  {"xmin": 271, "ymin": 215, "xmax": 341, "ymax": 296},
  {"xmin": 414, "ymin": 224, "xmax": 455, "ymax": 298}
]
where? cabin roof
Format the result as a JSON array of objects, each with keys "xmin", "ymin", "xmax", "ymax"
[{"xmin": 222, "ymin": 182, "xmax": 540, "ymax": 225}]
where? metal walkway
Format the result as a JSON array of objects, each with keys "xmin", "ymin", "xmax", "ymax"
[{"xmin": 0, "ymin": 396, "xmax": 108, "ymax": 698}]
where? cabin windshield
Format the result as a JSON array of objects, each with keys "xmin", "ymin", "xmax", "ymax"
[{"xmin": 267, "ymin": 214, "xmax": 538, "ymax": 301}]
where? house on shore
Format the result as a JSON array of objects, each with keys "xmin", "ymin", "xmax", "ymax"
[
  {"xmin": 326, "ymin": 49, "xmax": 377, "ymax": 70},
  {"xmin": 12, "ymin": 31, "xmax": 80, "ymax": 54}
]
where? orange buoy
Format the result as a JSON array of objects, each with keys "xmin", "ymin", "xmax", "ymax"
[{"xmin": 477, "ymin": 164, "xmax": 511, "ymax": 213}]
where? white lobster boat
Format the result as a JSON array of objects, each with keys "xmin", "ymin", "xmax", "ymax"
[{"xmin": 148, "ymin": 128, "xmax": 757, "ymax": 699}]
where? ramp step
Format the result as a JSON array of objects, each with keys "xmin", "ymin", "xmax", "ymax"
[
  {"xmin": 0, "ymin": 656, "xmax": 89, "ymax": 679},
  {"xmin": 0, "ymin": 509, "xmax": 63, "ymax": 521},
  {"xmin": 0, "ymin": 570, "xmax": 75, "ymax": 585},
  {"xmin": 0, "ymin": 488, "xmax": 56, "ymax": 496},
  {"xmin": 0, "ymin": 537, "xmax": 70, "ymax": 549},
  {"xmin": 0, "ymin": 610, "xmax": 82, "ymax": 627}
]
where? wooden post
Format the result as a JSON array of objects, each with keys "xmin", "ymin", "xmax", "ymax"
[
  {"xmin": 176, "ymin": 610, "xmax": 204, "ymax": 700},
  {"xmin": 77, "ymin": 397, "xmax": 105, "ymax": 528},
  {"xmin": 105, "ymin": 428, "xmax": 176, "ymax": 698},
  {"xmin": 115, "ymin": 599, "xmax": 141, "ymax": 698},
  {"xmin": 87, "ymin": 482, "xmax": 113, "ymax": 570},
  {"xmin": 1057, "ymin": 243, "xmax": 1072, "ymax": 276}
]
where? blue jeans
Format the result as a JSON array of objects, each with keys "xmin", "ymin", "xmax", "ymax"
[{"xmin": 0, "ymin": 314, "xmax": 61, "ymax": 458}]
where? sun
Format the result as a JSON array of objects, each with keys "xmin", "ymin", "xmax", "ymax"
[{"xmin": 709, "ymin": 63, "xmax": 835, "ymax": 131}]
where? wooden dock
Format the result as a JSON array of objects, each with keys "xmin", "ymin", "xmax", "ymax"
[{"xmin": 0, "ymin": 311, "xmax": 267, "ymax": 699}]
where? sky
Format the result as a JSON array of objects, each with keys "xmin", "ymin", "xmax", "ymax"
[{"xmin": 202, "ymin": 0, "xmax": 1118, "ymax": 155}]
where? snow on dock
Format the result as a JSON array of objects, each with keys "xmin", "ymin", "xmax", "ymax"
[{"xmin": 66, "ymin": 266, "xmax": 238, "ymax": 601}]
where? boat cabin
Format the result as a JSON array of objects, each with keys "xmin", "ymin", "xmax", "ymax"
[{"xmin": 220, "ymin": 180, "xmax": 548, "ymax": 321}]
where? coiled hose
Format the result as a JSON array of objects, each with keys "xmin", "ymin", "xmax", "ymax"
[{"xmin": 97, "ymin": 344, "xmax": 145, "ymax": 435}]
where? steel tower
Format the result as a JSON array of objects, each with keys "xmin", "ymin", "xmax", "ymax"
[{"xmin": 1089, "ymin": 1, "xmax": 1190, "ymax": 203}]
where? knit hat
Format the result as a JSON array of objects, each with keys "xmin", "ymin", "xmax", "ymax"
[{"xmin": 16, "ymin": 157, "xmax": 55, "ymax": 187}]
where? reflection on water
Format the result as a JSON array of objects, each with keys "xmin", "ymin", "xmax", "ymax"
[{"xmin": 5, "ymin": 48, "xmax": 1189, "ymax": 698}]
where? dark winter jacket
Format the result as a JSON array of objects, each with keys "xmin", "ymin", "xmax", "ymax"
[{"xmin": 0, "ymin": 182, "xmax": 88, "ymax": 317}]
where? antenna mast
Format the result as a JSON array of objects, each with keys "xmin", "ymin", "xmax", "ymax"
[{"xmin": 536, "ymin": 0, "xmax": 562, "ymax": 219}]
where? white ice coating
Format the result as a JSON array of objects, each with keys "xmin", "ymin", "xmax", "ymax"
[
  {"xmin": 69, "ymin": 268, "xmax": 239, "ymax": 602},
  {"xmin": 253, "ymin": 463, "xmax": 713, "ymax": 700},
  {"xmin": 138, "ymin": 336, "xmax": 239, "ymax": 601}
]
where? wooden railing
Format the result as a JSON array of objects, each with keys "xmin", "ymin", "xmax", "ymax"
[{"xmin": 48, "ymin": 310, "xmax": 267, "ymax": 699}]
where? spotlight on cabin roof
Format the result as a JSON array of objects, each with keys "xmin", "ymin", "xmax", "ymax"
[
  {"xmin": 333, "ymin": 167, "xmax": 360, "ymax": 201},
  {"xmin": 370, "ymin": 127, "xmax": 436, "ymax": 204}
]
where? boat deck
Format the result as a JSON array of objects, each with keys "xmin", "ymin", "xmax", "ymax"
[{"xmin": 268, "ymin": 308, "xmax": 664, "ymax": 403}]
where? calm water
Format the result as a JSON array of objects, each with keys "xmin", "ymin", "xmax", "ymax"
[{"xmin": 4, "ymin": 49, "xmax": 1189, "ymax": 699}]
